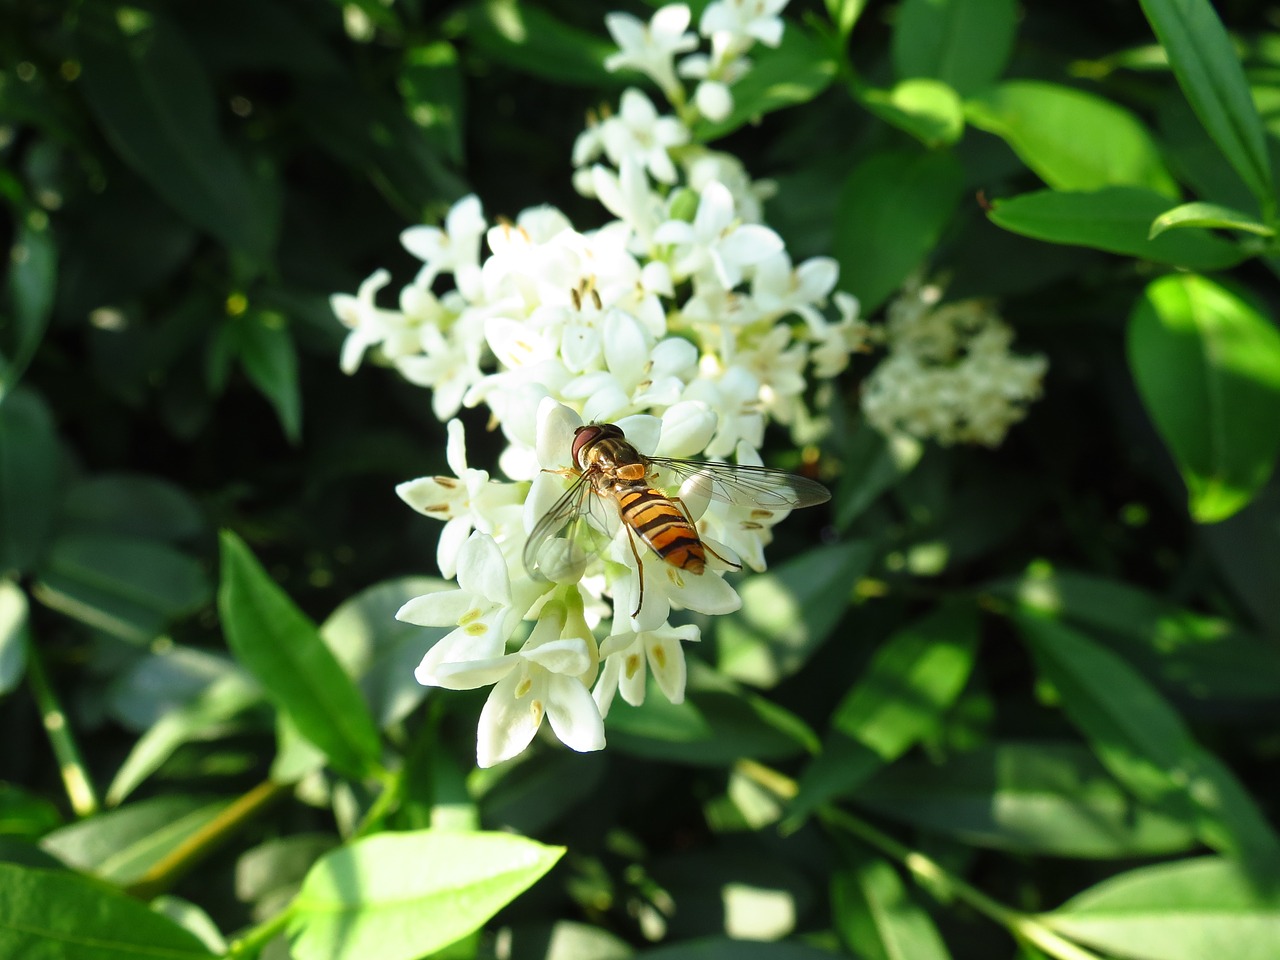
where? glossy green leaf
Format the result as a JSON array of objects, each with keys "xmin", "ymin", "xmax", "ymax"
[
  {"xmin": 833, "ymin": 149, "xmax": 966, "ymax": 313},
  {"xmin": 0, "ymin": 579, "xmax": 29, "ymax": 694},
  {"xmin": 1138, "ymin": 0, "xmax": 1275, "ymax": 209},
  {"xmin": 77, "ymin": 7, "xmax": 275, "ymax": 260},
  {"xmin": 1016, "ymin": 614, "xmax": 1280, "ymax": 871},
  {"xmin": 219, "ymin": 530, "xmax": 383, "ymax": 779},
  {"xmin": 40, "ymin": 796, "xmax": 230, "ymax": 886},
  {"xmin": 0, "ymin": 862, "xmax": 218, "ymax": 960},
  {"xmin": 235, "ymin": 310, "xmax": 302, "ymax": 444},
  {"xmin": 698, "ymin": 25, "xmax": 837, "ymax": 139},
  {"xmin": 62, "ymin": 473, "xmax": 204, "ymax": 543},
  {"xmin": 1044, "ymin": 857, "xmax": 1280, "ymax": 960},
  {"xmin": 289, "ymin": 830, "xmax": 563, "ymax": 960},
  {"xmin": 1128, "ymin": 273, "xmax": 1280, "ymax": 522},
  {"xmin": 856, "ymin": 742, "xmax": 1197, "ymax": 858},
  {"xmin": 0, "ymin": 389, "xmax": 59, "ymax": 575},
  {"xmin": 716, "ymin": 541, "xmax": 873, "ymax": 687},
  {"xmin": 892, "ymin": 0, "xmax": 1017, "ymax": 94},
  {"xmin": 1149, "ymin": 201, "xmax": 1274, "ymax": 239},
  {"xmin": 459, "ymin": 0, "xmax": 617, "ymax": 87},
  {"xmin": 0, "ymin": 782, "xmax": 62, "ymax": 839},
  {"xmin": 832, "ymin": 852, "xmax": 952, "ymax": 960},
  {"xmin": 789, "ymin": 603, "xmax": 979, "ymax": 823},
  {"xmin": 0, "ymin": 211, "xmax": 56, "ymax": 400},
  {"xmin": 33, "ymin": 535, "xmax": 210, "ymax": 643},
  {"xmin": 967, "ymin": 81, "xmax": 1179, "ymax": 196},
  {"xmin": 860, "ymin": 78, "xmax": 965, "ymax": 147},
  {"xmin": 988, "ymin": 187, "xmax": 1245, "ymax": 270}
]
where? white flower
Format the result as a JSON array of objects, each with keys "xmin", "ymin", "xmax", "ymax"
[
  {"xmin": 604, "ymin": 4, "xmax": 698, "ymax": 98},
  {"xmin": 401, "ymin": 194, "xmax": 487, "ymax": 300},
  {"xmin": 700, "ymin": 0, "xmax": 789, "ymax": 49},
  {"xmin": 654, "ymin": 181, "xmax": 784, "ymax": 289},
  {"xmin": 599, "ymin": 88, "xmax": 690, "ymax": 185},
  {"xmin": 330, "ymin": 269, "xmax": 397, "ymax": 373},
  {"xmin": 593, "ymin": 622, "xmax": 699, "ymax": 717}
]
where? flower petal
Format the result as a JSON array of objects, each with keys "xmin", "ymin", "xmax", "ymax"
[
  {"xmin": 476, "ymin": 670, "xmax": 543, "ymax": 767},
  {"xmin": 544, "ymin": 674, "xmax": 607, "ymax": 753}
]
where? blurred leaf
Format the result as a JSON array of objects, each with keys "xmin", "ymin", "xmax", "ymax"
[
  {"xmin": 835, "ymin": 424, "xmax": 923, "ymax": 531},
  {"xmin": 826, "ymin": 0, "xmax": 870, "ymax": 40},
  {"xmin": 789, "ymin": 603, "xmax": 979, "ymax": 823},
  {"xmin": 860, "ymin": 78, "xmax": 965, "ymax": 147},
  {"xmin": 716, "ymin": 541, "xmax": 874, "ymax": 687},
  {"xmin": 150, "ymin": 896, "xmax": 226, "ymax": 955},
  {"xmin": 476, "ymin": 751, "xmax": 607, "ymax": 836},
  {"xmin": 0, "ymin": 862, "xmax": 218, "ymax": 959},
  {"xmin": 0, "ymin": 782, "xmax": 62, "ymax": 839},
  {"xmin": 966, "ymin": 81, "xmax": 1179, "ymax": 196},
  {"xmin": 288, "ymin": 830, "xmax": 563, "ymax": 960},
  {"xmin": 106, "ymin": 672, "xmax": 263, "ymax": 806},
  {"xmin": 0, "ymin": 211, "xmax": 56, "ymax": 400},
  {"xmin": 401, "ymin": 41, "xmax": 467, "ymax": 167},
  {"xmin": 1043, "ymin": 856, "xmax": 1280, "ymax": 960},
  {"xmin": 639, "ymin": 939, "xmax": 842, "ymax": 959},
  {"xmin": 106, "ymin": 645, "xmax": 241, "ymax": 732},
  {"xmin": 1149, "ymin": 201, "xmax": 1275, "ymax": 239},
  {"xmin": 233, "ymin": 310, "xmax": 302, "ymax": 444},
  {"xmin": 77, "ymin": 6, "xmax": 276, "ymax": 261},
  {"xmin": 458, "ymin": 0, "xmax": 617, "ymax": 88},
  {"xmin": 1199, "ymin": 476, "xmax": 1280, "ymax": 635},
  {"xmin": 33, "ymin": 535, "xmax": 210, "ymax": 643},
  {"xmin": 1016, "ymin": 614, "xmax": 1280, "ymax": 872},
  {"xmin": 40, "ymin": 795, "xmax": 230, "ymax": 886},
  {"xmin": 988, "ymin": 187, "xmax": 1245, "ymax": 270},
  {"xmin": 62, "ymin": 474, "xmax": 204, "ymax": 543},
  {"xmin": 893, "ymin": 0, "xmax": 1017, "ymax": 94},
  {"xmin": 699, "ymin": 26, "xmax": 838, "ymax": 139},
  {"xmin": 1138, "ymin": 0, "xmax": 1276, "ymax": 209},
  {"xmin": 832, "ymin": 852, "xmax": 952, "ymax": 960},
  {"xmin": 237, "ymin": 834, "xmax": 336, "ymax": 915},
  {"xmin": 1127, "ymin": 273, "xmax": 1280, "ymax": 523},
  {"xmin": 218, "ymin": 530, "xmax": 383, "ymax": 779},
  {"xmin": 856, "ymin": 741, "xmax": 1198, "ymax": 858},
  {"xmin": 499, "ymin": 921, "xmax": 634, "ymax": 960},
  {"xmin": 833, "ymin": 148, "xmax": 966, "ymax": 313},
  {"xmin": 0, "ymin": 389, "xmax": 59, "ymax": 575},
  {"xmin": 0, "ymin": 579, "xmax": 29, "ymax": 694}
]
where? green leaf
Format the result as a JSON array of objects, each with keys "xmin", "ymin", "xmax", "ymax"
[
  {"xmin": 988, "ymin": 187, "xmax": 1245, "ymax": 270},
  {"xmin": 40, "ymin": 796, "xmax": 230, "ymax": 886},
  {"xmin": 234, "ymin": 310, "xmax": 302, "ymax": 444},
  {"xmin": 458, "ymin": 0, "xmax": 618, "ymax": 88},
  {"xmin": 0, "ymin": 389, "xmax": 59, "ymax": 575},
  {"xmin": 860, "ymin": 78, "xmax": 965, "ymax": 147},
  {"xmin": 0, "ymin": 782, "xmax": 62, "ymax": 839},
  {"xmin": 856, "ymin": 742, "xmax": 1198, "ymax": 858},
  {"xmin": 1127, "ymin": 273, "xmax": 1280, "ymax": 522},
  {"xmin": 0, "ymin": 862, "xmax": 218, "ymax": 960},
  {"xmin": 1015, "ymin": 613, "xmax": 1280, "ymax": 872},
  {"xmin": 1149, "ymin": 201, "xmax": 1275, "ymax": 239},
  {"xmin": 834, "ymin": 423, "xmax": 923, "ymax": 531},
  {"xmin": 833, "ymin": 148, "xmax": 966, "ymax": 313},
  {"xmin": 1138, "ymin": 0, "xmax": 1276, "ymax": 210},
  {"xmin": 401, "ymin": 41, "xmax": 466, "ymax": 167},
  {"xmin": 715, "ymin": 541, "xmax": 873, "ymax": 687},
  {"xmin": 640, "ymin": 938, "xmax": 842, "ymax": 960},
  {"xmin": 218, "ymin": 530, "xmax": 383, "ymax": 779},
  {"xmin": 892, "ymin": 0, "xmax": 1018, "ymax": 94},
  {"xmin": 77, "ymin": 7, "xmax": 276, "ymax": 260},
  {"xmin": 0, "ymin": 579, "xmax": 29, "ymax": 695},
  {"xmin": 1043, "ymin": 857, "xmax": 1280, "ymax": 960},
  {"xmin": 33, "ymin": 535, "xmax": 211, "ymax": 643},
  {"xmin": 789, "ymin": 603, "xmax": 979, "ymax": 823},
  {"xmin": 826, "ymin": 0, "xmax": 870, "ymax": 40},
  {"xmin": 698, "ymin": 26, "xmax": 838, "ymax": 139},
  {"xmin": 832, "ymin": 852, "xmax": 952, "ymax": 960},
  {"xmin": 288, "ymin": 830, "xmax": 563, "ymax": 960},
  {"xmin": 0, "ymin": 211, "xmax": 56, "ymax": 400},
  {"xmin": 62, "ymin": 473, "xmax": 204, "ymax": 543},
  {"xmin": 966, "ymin": 81, "xmax": 1179, "ymax": 196}
]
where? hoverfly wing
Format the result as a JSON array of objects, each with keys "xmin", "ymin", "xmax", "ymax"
[
  {"xmin": 523, "ymin": 473, "xmax": 615, "ymax": 583},
  {"xmin": 645, "ymin": 456, "xmax": 830, "ymax": 510}
]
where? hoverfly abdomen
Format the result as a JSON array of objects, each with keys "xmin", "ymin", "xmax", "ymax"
[{"xmin": 615, "ymin": 486, "xmax": 706, "ymax": 574}]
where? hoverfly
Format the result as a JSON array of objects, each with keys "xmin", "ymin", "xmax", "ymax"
[{"xmin": 523, "ymin": 422, "xmax": 830, "ymax": 616}]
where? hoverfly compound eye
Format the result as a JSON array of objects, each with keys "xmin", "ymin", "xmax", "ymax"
[{"xmin": 571, "ymin": 425, "xmax": 600, "ymax": 470}]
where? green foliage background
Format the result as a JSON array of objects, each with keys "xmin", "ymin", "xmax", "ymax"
[{"xmin": 3, "ymin": 0, "xmax": 1280, "ymax": 958}]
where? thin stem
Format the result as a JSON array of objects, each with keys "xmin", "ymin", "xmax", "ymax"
[
  {"xmin": 352, "ymin": 765, "xmax": 403, "ymax": 840},
  {"xmin": 227, "ymin": 901, "xmax": 295, "ymax": 959},
  {"xmin": 26, "ymin": 641, "xmax": 98, "ymax": 818}
]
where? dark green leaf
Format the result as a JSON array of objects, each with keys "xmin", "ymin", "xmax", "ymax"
[
  {"xmin": 401, "ymin": 41, "xmax": 466, "ymax": 167},
  {"xmin": 0, "ymin": 211, "xmax": 56, "ymax": 400},
  {"xmin": 458, "ymin": 0, "xmax": 618, "ymax": 88},
  {"xmin": 0, "ymin": 862, "xmax": 218, "ymax": 959},
  {"xmin": 835, "ymin": 423, "xmax": 923, "ymax": 531},
  {"xmin": 33, "ymin": 535, "xmax": 210, "ymax": 643},
  {"xmin": 715, "ymin": 541, "xmax": 873, "ymax": 687},
  {"xmin": 857, "ymin": 742, "xmax": 1197, "ymax": 858},
  {"xmin": 0, "ymin": 389, "xmax": 59, "ymax": 575},
  {"xmin": 62, "ymin": 474, "xmax": 204, "ymax": 543},
  {"xmin": 1138, "ymin": 0, "xmax": 1275, "ymax": 208},
  {"xmin": 0, "ymin": 782, "xmax": 62, "ymax": 839},
  {"xmin": 832, "ymin": 851, "xmax": 952, "ymax": 960},
  {"xmin": 289, "ymin": 830, "xmax": 563, "ymax": 960},
  {"xmin": 639, "ymin": 938, "xmax": 842, "ymax": 960},
  {"xmin": 1044, "ymin": 857, "xmax": 1280, "ymax": 960},
  {"xmin": 893, "ymin": 0, "xmax": 1017, "ymax": 94},
  {"xmin": 218, "ymin": 530, "xmax": 383, "ymax": 779},
  {"xmin": 234, "ymin": 310, "xmax": 302, "ymax": 444},
  {"xmin": 1127, "ymin": 273, "xmax": 1280, "ymax": 522},
  {"xmin": 966, "ymin": 81, "xmax": 1179, "ymax": 195},
  {"xmin": 833, "ymin": 149, "xmax": 966, "ymax": 313},
  {"xmin": 988, "ymin": 187, "xmax": 1245, "ymax": 270}
]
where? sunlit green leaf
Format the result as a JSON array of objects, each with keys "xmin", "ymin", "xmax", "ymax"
[
  {"xmin": 1149, "ymin": 201, "xmax": 1274, "ymax": 239},
  {"xmin": 860, "ymin": 78, "xmax": 965, "ymax": 147},
  {"xmin": 832, "ymin": 851, "xmax": 952, "ymax": 960},
  {"xmin": 893, "ymin": 0, "xmax": 1017, "ymax": 94}
]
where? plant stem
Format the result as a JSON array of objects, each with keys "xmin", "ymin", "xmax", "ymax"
[
  {"xmin": 227, "ymin": 901, "xmax": 296, "ymax": 959},
  {"xmin": 26, "ymin": 641, "xmax": 98, "ymax": 818}
]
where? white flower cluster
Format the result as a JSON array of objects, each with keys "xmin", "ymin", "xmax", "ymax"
[
  {"xmin": 331, "ymin": 2, "xmax": 860, "ymax": 767},
  {"xmin": 861, "ymin": 278, "xmax": 1048, "ymax": 447}
]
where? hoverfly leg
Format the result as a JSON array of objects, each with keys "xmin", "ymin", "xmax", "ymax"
[
  {"xmin": 623, "ymin": 522, "xmax": 646, "ymax": 617},
  {"xmin": 671, "ymin": 495, "xmax": 742, "ymax": 571}
]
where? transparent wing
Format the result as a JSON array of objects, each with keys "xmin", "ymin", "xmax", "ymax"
[
  {"xmin": 645, "ymin": 456, "xmax": 830, "ymax": 510},
  {"xmin": 523, "ymin": 473, "xmax": 615, "ymax": 582}
]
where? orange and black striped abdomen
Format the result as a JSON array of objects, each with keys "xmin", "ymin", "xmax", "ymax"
[{"xmin": 615, "ymin": 486, "xmax": 706, "ymax": 573}]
